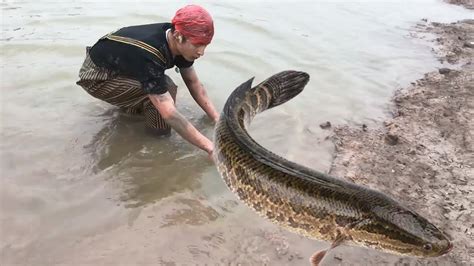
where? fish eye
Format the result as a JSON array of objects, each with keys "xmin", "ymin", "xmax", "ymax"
[{"xmin": 423, "ymin": 244, "xmax": 433, "ymax": 251}]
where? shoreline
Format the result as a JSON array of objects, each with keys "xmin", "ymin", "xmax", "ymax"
[
  {"xmin": 329, "ymin": 15, "xmax": 473, "ymax": 266},
  {"xmin": 445, "ymin": 0, "xmax": 474, "ymax": 10}
]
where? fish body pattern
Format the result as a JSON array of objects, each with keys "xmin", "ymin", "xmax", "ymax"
[{"xmin": 213, "ymin": 71, "xmax": 452, "ymax": 257}]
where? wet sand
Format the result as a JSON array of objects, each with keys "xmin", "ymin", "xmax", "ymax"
[
  {"xmin": 445, "ymin": 0, "xmax": 474, "ymax": 10},
  {"xmin": 329, "ymin": 17, "xmax": 473, "ymax": 266}
]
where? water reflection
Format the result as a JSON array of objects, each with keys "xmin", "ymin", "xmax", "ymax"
[{"xmin": 85, "ymin": 109, "xmax": 214, "ymax": 207}]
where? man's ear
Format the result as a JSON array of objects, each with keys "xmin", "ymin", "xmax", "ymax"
[{"xmin": 174, "ymin": 31, "xmax": 183, "ymax": 43}]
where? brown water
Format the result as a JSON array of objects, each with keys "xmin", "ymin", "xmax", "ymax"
[{"xmin": 1, "ymin": 1, "xmax": 472, "ymax": 265}]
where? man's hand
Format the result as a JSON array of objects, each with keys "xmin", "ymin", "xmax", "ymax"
[
  {"xmin": 207, "ymin": 149, "xmax": 215, "ymax": 163},
  {"xmin": 148, "ymin": 93, "xmax": 213, "ymax": 155}
]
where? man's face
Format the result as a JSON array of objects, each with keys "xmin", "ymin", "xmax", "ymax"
[{"xmin": 177, "ymin": 35, "xmax": 208, "ymax": 62}]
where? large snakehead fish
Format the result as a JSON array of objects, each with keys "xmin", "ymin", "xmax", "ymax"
[{"xmin": 213, "ymin": 71, "xmax": 452, "ymax": 262}]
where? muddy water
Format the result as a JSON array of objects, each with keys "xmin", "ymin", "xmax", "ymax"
[{"xmin": 1, "ymin": 1, "xmax": 471, "ymax": 265}]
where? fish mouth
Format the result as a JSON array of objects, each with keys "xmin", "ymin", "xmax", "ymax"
[{"xmin": 440, "ymin": 241, "xmax": 453, "ymax": 255}]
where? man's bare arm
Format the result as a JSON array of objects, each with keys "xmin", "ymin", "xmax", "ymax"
[
  {"xmin": 180, "ymin": 66, "xmax": 219, "ymax": 122},
  {"xmin": 148, "ymin": 92, "xmax": 213, "ymax": 154}
]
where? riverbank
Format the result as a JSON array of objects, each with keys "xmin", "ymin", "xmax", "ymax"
[
  {"xmin": 445, "ymin": 0, "xmax": 474, "ymax": 10},
  {"xmin": 329, "ymin": 17, "xmax": 473, "ymax": 265}
]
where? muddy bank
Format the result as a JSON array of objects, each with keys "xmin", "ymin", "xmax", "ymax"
[
  {"xmin": 445, "ymin": 0, "xmax": 474, "ymax": 10},
  {"xmin": 329, "ymin": 19, "xmax": 473, "ymax": 265}
]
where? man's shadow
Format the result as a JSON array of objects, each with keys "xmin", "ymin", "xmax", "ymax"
[{"xmin": 85, "ymin": 109, "xmax": 215, "ymax": 207}]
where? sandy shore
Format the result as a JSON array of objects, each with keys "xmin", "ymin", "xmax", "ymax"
[
  {"xmin": 445, "ymin": 0, "xmax": 474, "ymax": 10},
  {"xmin": 329, "ymin": 15, "xmax": 473, "ymax": 266}
]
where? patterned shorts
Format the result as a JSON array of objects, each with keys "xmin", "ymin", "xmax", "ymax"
[{"xmin": 76, "ymin": 48, "xmax": 177, "ymax": 135}]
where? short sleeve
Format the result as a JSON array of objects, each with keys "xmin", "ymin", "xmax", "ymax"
[
  {"xmin": 141, "ymin": 77, "xmax": 168, "ymax": 95},
  {"xmin": 140, "ymin": 61, "xmax": 168, "ymax": 94},
  {"xmin": 174, "ymin": 55, "xmax": 194, "ymax": 69}
]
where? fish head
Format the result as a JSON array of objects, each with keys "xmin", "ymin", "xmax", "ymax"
[{"xmin": 351, "ymin": 205, "xmax": 452, "ymax": 257}]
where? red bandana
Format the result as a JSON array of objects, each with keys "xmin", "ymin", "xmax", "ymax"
[{"xmin": 171, "ymin": 5, "xmax": 214, "ymax": 45}]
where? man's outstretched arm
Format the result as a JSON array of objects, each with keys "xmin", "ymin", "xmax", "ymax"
[
  {"xmin": 148, "ymin": 92, "xmax": 213, "ymax": 156},
  {"xmin": 180, "ymin": 66, "xmax": 219, "ymax": 123}
]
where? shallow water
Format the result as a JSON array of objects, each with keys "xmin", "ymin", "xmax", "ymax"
[{"xmin": 1, "ymin": 1, "xmax": 472, "ymax": 265}]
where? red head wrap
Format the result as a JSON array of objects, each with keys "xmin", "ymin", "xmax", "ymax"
[{"xmin": 171, "ymin": 5, "xmax": 214, "ymax": 45}]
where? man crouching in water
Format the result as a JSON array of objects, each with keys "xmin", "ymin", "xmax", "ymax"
[{"xmin": 76, "ymin": 5, "xmax": 218, "ymax": 160}]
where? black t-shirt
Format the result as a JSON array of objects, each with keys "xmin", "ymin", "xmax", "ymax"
[{"xmin": 89, "ymin": 23, "xmax": 193, "ymax": 94}]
